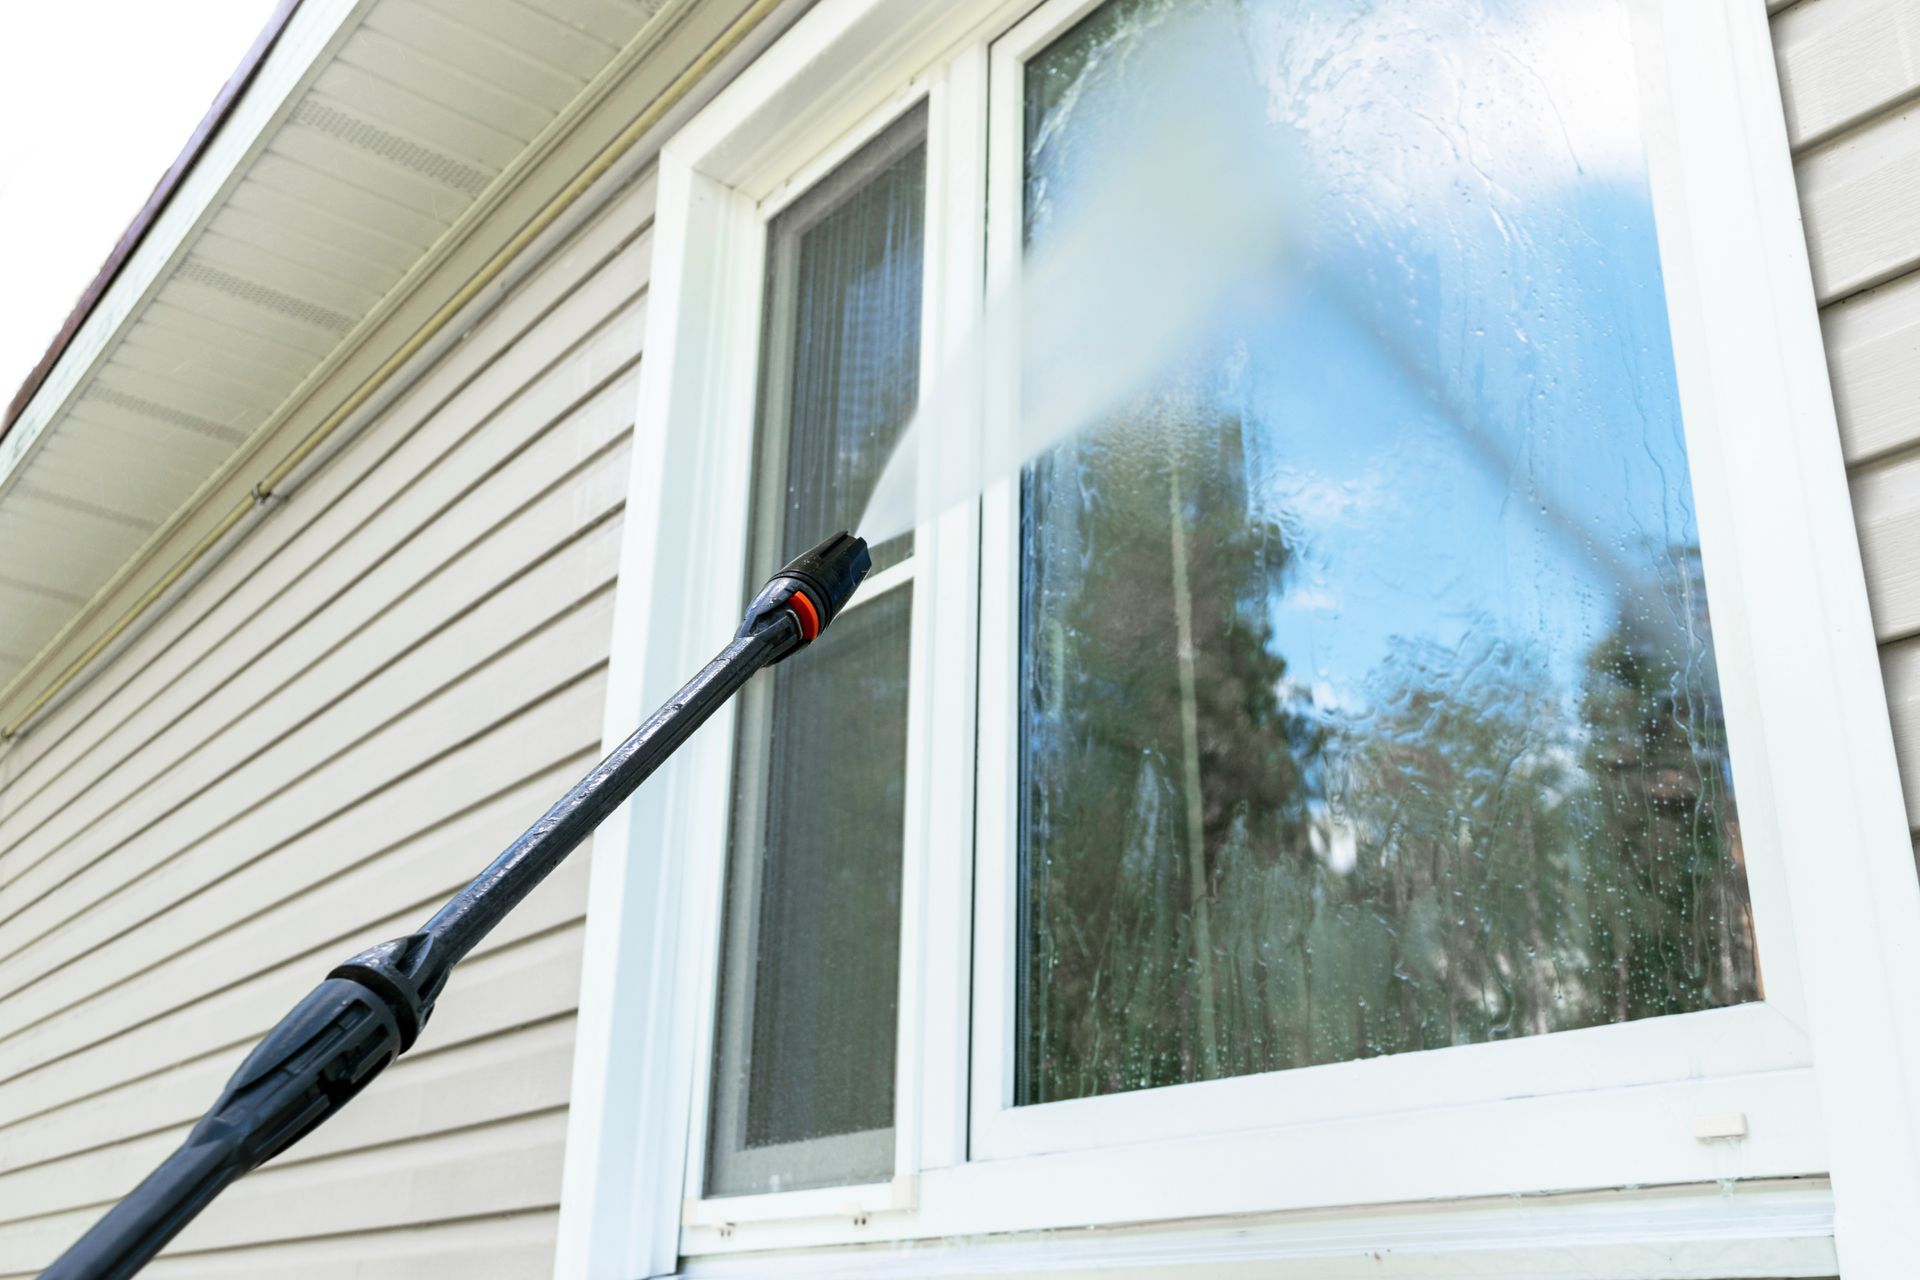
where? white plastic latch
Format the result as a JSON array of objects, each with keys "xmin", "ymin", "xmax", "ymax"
[{"xmin": 1691, "ymin": 1111, "xmax": 1749, "ymax": 1141}]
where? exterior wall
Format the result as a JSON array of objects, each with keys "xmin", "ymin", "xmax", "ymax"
[
  {"xmin": 0, "ymin": 170, "xmax": 655, "ymax": 1278},
  {"xmin": 1774, "ymin": 0, "xmax": 1920, "ymax": 831},
  {"xmin": 0, "ymin": 2, "xmax": 1913, "ymax": 1276}
]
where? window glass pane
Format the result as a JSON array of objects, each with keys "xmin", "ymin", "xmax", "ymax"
[
  {"xmin": 707, "ymin": 106, "xmax": 924, "ymax": 1195},
  {"xmin": 1017, "ymin": 0, "xmax": 1759, "ymax": 1106}
]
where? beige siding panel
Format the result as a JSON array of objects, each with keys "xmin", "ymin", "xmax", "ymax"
[
  {"xmin": 1824, "ymin": 269, "xmax": 1920, "ymax": 464},
  {"xmin": 0, "ymin": 170, "xmax": 653, "ymax": 1273},
  {"xmin": 1770, "ymin": 1, "xmax": 1920, "ymax": 831},
  {"xmin": 0, "ymin": 380, "xmax": 635, "ymax": 937},
  {"xmin": 0, "ymin": 221, "xmax": 649, "ymax": 868},
  {"xmin": 0, "ymin": 1112, "xmax": 568, "ymax": 1275},
  {"xmin": 1852, "ymin": 450, "xmax": 1920, "ymax": 641},
  {"xmin": 1775, "ymin": 0, "xmax": 1920, "ymax": 150},
  {"xmin": 0, "ymin": 924, "xmax": 585, "ymax": 1185},
  {"xmin": 0, "ymin": 770, "xmax": 587, "ymax": 1174},
  {"xmin": 1797, "ymin": 105, "xmax": 1920, "ymax": 303},
  {"xmin": 0, "ymin": 601, "xmax": 614, "ymax": 1072},
  {"xmin": 1881, "ymin": 640, "xmax": 1920, "ymax": 829},
  {"xmin": 0, "ymin": 988, "xmax": 576, "ymax": 1224},
  {"xmin": 136, "ymin": 1213, "xmax": 563, "ymax": 1280}
]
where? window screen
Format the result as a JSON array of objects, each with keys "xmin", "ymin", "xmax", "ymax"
[{"xmin": 706, "ymin": 105, "xmax": 926, "ymax": 1196}]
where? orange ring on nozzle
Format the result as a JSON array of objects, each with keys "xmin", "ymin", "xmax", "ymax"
[{"xmin": 788, "ymin": 589, "xmax": 820, "ymax": 642}]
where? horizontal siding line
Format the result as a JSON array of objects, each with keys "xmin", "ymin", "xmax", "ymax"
[
  {"xmin": 0, "ymin": 319, "xmax": 644, "ymax": 901},
  {"xmin": 1776, "ymin": 0, "xmax": 1920, "ymax": 153},
  {"xmin": 0, "ymin": 1010, "xmax": 578, "ymax": 1186},
  {"xmin": 0, "ymin": 1110, "xmax": 568, "ymax": 1269},
  {"xmin": 0, "ymin": 188, "xmax": 652, "ymax": 808},
  {"xmin": 0, "ymin": 309, "xmax": 639, "ymax": 854},
  {"xmin": 0, "ymin": 512, "xmax": 625, "ymax": 1032},
  {"xmin": 0, "ymin": 245, "xmax": 648, "ymax": 825},
  {"xmin": 1823, "ymin": 262, "xmax": 1920, "ymax": 467},
  {"xmin": 1816, "ymin": 242, "xmax": 1920, "ymax": 316},
  {"xmin": 0, "ymin": 410, "xmax": 633, "ymax": 940},
  {"xmin": 0, "ymin": 189, "xmax": 645, "ymax": 802},
  {"xmin": 0, "ymin": 884, "xmax": 587, "ymax": 1112},
  {"xmin": 1799, "ymin": 103, "xmax": 1920, "ymax": 304},
  {"xmin": 1822, "ymin": 258, "xmax": 1920, "ymax": 322},
  {"xmin": 0, "ymin": 962, "xmax": 584, "ymax": 1178},
  {"xmin": 144, "ymin": 1205, "xmax": 564, "ymax": 1267},
  {"xmin": 270, "ymin": 1103, "xmax": 570, "ymax": 1180},
  {"xmin": 0, "ymin": 1060, "xmax": 574, "ymax": 1229},
  {"xmin": 0, "ymin": 419, "xmax": 634, "ymax": 935},
  {"xmin": 0, "ymin": 672, "xmax": 605, "ymax": 1104},
  {"xmin": 0, "ymin": 583, "xmax": 619, "ymax": 1000},
  {"xmin": 135, "ymin": 1210, "xmax": 561, "ymax": 1279},
  {"xmin": 0, "ymin": 674, "xmax": 607, "ymax": 1096},
  {"xmin": 0, "ymin": 909, "xmax": 588, "ymax": 1138},
  {"xmin": 1793, "ymin": 82, "xmax": 1920, "ymax": 158},
  {"xmin": 0, "ymin": 742, "xmax": 602, "ymax": 1071},
  {"xmin": 0, "ymin": 1209, "xmax": 563, "ymax": 1280}
]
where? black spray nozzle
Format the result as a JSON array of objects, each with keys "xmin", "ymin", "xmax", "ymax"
[{"xmin": 738, "ymin": 531, "xmax": 871, "ymax": 658}]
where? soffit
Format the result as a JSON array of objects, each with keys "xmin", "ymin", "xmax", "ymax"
[{"xmin": 0, "ymin": 0, "xmax": 670, "ymax": 697}]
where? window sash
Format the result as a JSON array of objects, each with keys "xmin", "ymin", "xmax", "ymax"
[
  {"xmin": 673, "ymin": 78, "xmax": 970, "ymax": 1229},
  {"xmin": 965, "ymin": 0, "xmax": 1813, "ymax": 1170}
]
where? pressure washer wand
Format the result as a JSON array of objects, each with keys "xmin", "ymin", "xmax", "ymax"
[{"xmin": 42, "ymin": 532, "xmax": 872, "ymax": 1280}]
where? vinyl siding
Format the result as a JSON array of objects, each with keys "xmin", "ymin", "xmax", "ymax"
[
  {"xmin": 0, "ymin": 169, "xmax": 654, "ymax": 1278},
  {"xmin": 1773, "ymin": 0, "xmax": 1920, "ymax": 830}
]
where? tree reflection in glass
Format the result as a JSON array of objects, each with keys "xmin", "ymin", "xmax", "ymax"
[{"xmin": 1016, "ymin": 0, "xmax": 1759, "ymax": 1105}]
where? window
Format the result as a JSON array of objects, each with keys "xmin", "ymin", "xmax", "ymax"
[
  {"xmin": 706, "ymin": 105, "xmax": 927, "ymax": 1197},
  {"xmin": 1011, "ymin": 0, "xmax": 1757, "ymax": 1108},
  {"xmin": 574, "ymin": 0, "xmax": 1919, "ymax": 1269}
]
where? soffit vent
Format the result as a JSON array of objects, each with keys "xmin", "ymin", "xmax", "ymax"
[
  {"xmin": 175, "ymin": 258, "xmax": 357, "ymax": 333},
  {"xmin": 13, "ymin": 484, "xmax": 158, "ymax": 532},
  {"xmin": 85, "ymin": 385, "xmax": 249, "ymax": 445},
  {"xmin": 288, "ymin": 99, "xmax": 494, "ymax": 197}
]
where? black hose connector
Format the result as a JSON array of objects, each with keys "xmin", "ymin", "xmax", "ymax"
[
  {"xmin": 738, "ymin": 531, "xmax": 871, "ymax": 661},
  {"xmin": 41, "ymin": 975, "xmax": 408, "ymax": 1280}
]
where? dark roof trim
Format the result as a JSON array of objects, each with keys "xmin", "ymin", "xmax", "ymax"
[{"xmin": 0, "ymin": 0, "xmax": 305, "ymax": 444}]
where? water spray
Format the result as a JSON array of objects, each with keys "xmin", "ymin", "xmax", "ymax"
[{"xmin": 41, "ymin": 533, "xmax": 872, "ymax": 1280}]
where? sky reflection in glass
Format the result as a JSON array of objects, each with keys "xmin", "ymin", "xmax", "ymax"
[{"xmin": 1017, "ymin": 0, "xmax": 1759, "ymax": 1104}]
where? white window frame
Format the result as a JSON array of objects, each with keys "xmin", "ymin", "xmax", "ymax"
[{"xmin": 558, "ymin": 0, "xmax": 1920, "ymax": 1275}]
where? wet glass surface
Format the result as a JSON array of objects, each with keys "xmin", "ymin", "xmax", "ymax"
[{"xmin": 1016, "ymin": 0, "xmax": 1759, "ymax": 1105}]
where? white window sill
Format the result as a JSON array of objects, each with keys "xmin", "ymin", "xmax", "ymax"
[{"xmin": 678, "ymin": 1180, "xmax": 1836, "ymax": 1279}]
